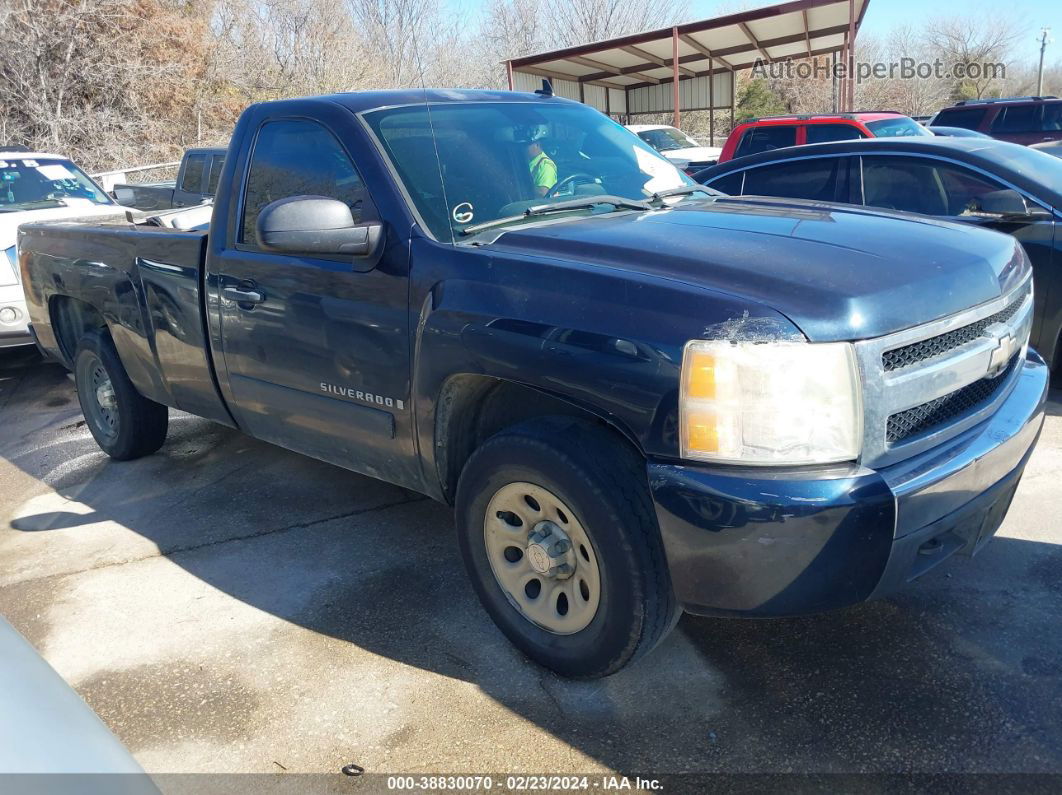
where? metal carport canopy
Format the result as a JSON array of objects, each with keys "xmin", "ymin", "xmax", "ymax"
[{"xmin": 506, "ymin": 0, "xmax": 869, "ymax": 131}]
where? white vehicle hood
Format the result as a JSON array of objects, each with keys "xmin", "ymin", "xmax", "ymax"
[
  {"xmin": 660, "ymin": 146, "xmax": 723, "ymax": 164},
  {"xmin": 0, "ymin": 201, "xmax": 128, "ymax": 250}
]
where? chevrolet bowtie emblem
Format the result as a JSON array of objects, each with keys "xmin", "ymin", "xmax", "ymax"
[{"xmin": 984, "ymin": 323, "xmax": 1017, "ymax": 379}]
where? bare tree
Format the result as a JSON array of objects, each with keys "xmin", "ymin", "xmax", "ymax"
[{"xmin": 923, "ymin": 13, "xmax": 1026, "ymax": 99}]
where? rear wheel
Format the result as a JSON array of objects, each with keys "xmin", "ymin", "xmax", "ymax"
[
  {"xmin": 74, "ymin": 331, "xmax": 168, "ymax": 460},
  {"xmin": 456, "ymin": 417, "xmax": 679, "ymax": 678}
]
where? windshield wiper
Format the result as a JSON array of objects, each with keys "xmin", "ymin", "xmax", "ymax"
[
  {"xmin": 649, "ymin": 185, "xmax": 719, "ymax": 204},
  {"xmin": 460, "ymin": 195, "xmax": 652, "ymax": 236}
]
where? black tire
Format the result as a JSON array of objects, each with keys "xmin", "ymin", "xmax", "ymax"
[
  {"xmin": 455, "ymin": 417, "xmax": 679, "ymax": 678},
  {"xmin": 73, "ymin": 330, "xmax": 168, "ymax": 460}
]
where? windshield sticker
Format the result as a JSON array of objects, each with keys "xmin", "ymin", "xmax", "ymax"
[
  {"xmin": 36, "ymin": 164, "xmax": 75, "ymax": 181},
  {"xmin": 452, "ymin": 202, "xmax": 474, "ymax": 224},
  {"xmin": 0, "ymin": 161, "xmax": 7, "ymax": 169}
]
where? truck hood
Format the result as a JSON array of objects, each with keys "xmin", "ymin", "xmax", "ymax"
[
  {"xmin": 0, "ymin": 202, "xmax": 128, "ymax": 249},
  {"xmin": 483, "ymin": 197, "xmax": 1027, "ymax": 342},
  {"xmin": 660, "ymin": 146, "xmax": 722, "ymax": 165}
]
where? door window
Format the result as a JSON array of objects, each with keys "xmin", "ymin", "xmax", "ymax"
[
  {"xmin": 240, "ymin": 119, "xmax": 373, "ymax": 247},
  {"xmin": 206, "ymin": 155, "xmax": 226, "ymax": 195},
  {"xmin": 734, "ymin": 126, "xmax": 798, "ymax": 159},
  {"xmin": 742, "ymin": 157, "xmax": 843, "ymax": 202},
  {"xmin": 805, "ymin": 124, "xmax": 864, "ymax": 144},
  {"xmin": 861, "ymin": 156, "xmax": 1007, "ymax": 216},
  {"xmin": 180, "ymin": 154, "xmax": 207, "ymax": 193},
  {"xmin": 991, "ymin": 105, "xmax": 1043, "ymax": 134}
]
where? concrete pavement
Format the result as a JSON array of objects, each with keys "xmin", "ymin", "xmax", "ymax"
[{"xmin": 1, "ymin": 348, "xmax": 1060, "ymax": 778}]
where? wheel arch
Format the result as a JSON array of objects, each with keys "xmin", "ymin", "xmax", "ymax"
[{"xmin": 432, "ymin": 374, "xmax": 646, "ymax": 506}]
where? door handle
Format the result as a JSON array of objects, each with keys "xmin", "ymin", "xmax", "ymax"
[{"xmin": 222, "ymin": 286, "xmax": 265, "ymax": 305}]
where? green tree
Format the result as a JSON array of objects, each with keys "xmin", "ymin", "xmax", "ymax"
[{"xmin": 736, "ymin": 78, "xmax": 786, "ymax": 122}]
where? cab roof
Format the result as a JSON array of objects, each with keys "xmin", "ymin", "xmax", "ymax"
[{"xmin": 252, "ymin": 88, "xmax": 583, "ymax": 115}]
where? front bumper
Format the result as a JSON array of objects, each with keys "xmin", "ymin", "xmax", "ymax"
[
  {"xmin": 649, "ymin": 351, "xmax": 1049, "ymax": 617},
  {"xmin": 0, "ymin": 287, "xmax": 31, "ymax": 349}
]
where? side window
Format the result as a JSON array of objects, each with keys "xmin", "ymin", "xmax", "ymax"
[
  {"xmin": 742, "ymin": 158, "xmax": 843, "ymax": 202},
  {"xmin": 806, "ymin": 124, "xmax": 865, "ymax": 144},
  {"xmin": 991, "ymin": 105, "xmax": 1042, "ymax": 133},
  {"xmin": 933, "ymin": 108, "xmax": 986, "ymax": 130},
  {"xmin": 706, "ymin": 170, "xmax": 745, "ymax": 195},
  {"xmin": 860, "ymin": 156, "xmax": 1005, "ymax": 217},
  {"xmin": 734, "ymin": 126, "xmax": 798, "ymax": 159},
  {"xmin": 1041, "ymin": 103, "xmax": 1062, "ymax": 132},
  {"xmin": 240, "ymin": 119, "xmax": 373, "ymax": 247},
  {"xmin": 934, "ymin": 163, "xmax": 1011, "ymax": 216},
  {"xmin": 180, "ymin": 154, "xmax": 207, "ymax": 193},
  {"xmin": 206, "ymin": 155, "xmax": 226, "ymax": 195}
]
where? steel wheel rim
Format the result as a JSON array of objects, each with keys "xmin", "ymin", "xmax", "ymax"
[
  {"xmin": 483, "ymin": 482, "xmax": 602, "ymax": 635},
  {"xmin": 82, "ymin": 355, "xmax": 119, "ymax": 442}
]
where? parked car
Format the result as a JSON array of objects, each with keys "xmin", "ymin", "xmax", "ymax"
[
  {"xmin": 0, "ymin": 149, "xmax": 129, "ymax": 350},
  {"xmin": 112, "ymin": 147, "xmax": 226, "ymax": 212},
  {"xmin": 626, "ymin": 124, "xmax": 721, "ymax": 174},
  {"xmin": 931, "ymin": 96, "xmax": 1062, "ymax": 146},
  {"xmin": 928, "ymin": 126, "xmax": 992, "ymax": 139},
  {"xmin": 20, "ymin": 90, "xmax": 1048, "ymax": 678},
  {"xmin": 717, "ymin": 111, "xmax": 931, "ymax": 163},
  {"xmin": 0, "ymin": 616, "xmax": 152, "ymax": 783},
  {"xmin": 694, "ymin": 136, "xmax": 1062, "ymax": 371}
]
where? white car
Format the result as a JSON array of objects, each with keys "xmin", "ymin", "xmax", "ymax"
[
  {"xmin": 626, "ymin": 124, "xmax": 722, "ymax": 174},
  {"xmin": 0, "ymin": 150, "xmax": 129, "ymax": 350}
]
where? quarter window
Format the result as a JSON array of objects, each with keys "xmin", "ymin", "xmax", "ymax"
[
  {"xmin": 706, "ymin": 170, "xmax": 745, "ymax": 195},
  {"xmin": 932, "ymin": 108, "xmax": 987, "ymax": 130},
  {"xmin": 742, "ymin": 157, "xmax": 844, "ymax": 202},
  {"xmin": 240, "ymin": 119, "xmax": 372, "ymax": 247}
]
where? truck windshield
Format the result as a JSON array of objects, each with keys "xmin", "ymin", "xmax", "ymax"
[
  {"xmin": 0, "ymin": 157, "xmax": 111, "ymax": 212},
  {"xmin": 363, "ymin": 102, "xmax": 692, "ymax": 241},
  {"xmin": 865, "ymin": 117, "xmax": 933, "ymax": 138},
  {"xmin": 637, "ymin": 127, "xmax": 699, "ymax": 152}
]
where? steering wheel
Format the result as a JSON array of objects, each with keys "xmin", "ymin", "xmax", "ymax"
[{"xmin": 545, "ymin": 172, "xmax": 597, "ymax": 199}]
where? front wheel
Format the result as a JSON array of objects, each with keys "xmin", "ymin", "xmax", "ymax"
[
  {"xmin": 455, "ymin": 417, "xmax": 679, "ymax": 678},
  {"xmin": 74, "ymin": 331, "xmax": 168, "ymax": 460}
]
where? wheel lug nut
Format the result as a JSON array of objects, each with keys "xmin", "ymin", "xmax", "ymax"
[{"xmin": 552, "ymin": 540, "xmax": 571, "ymax": 555}]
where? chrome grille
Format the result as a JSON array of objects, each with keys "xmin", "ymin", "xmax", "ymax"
[
  {"xmin": 886, "ymin": 355, "xmax": 1020, "ymax": 444},
  {"xmin": 853, "ymin": 277, "xmax": 1033, "ymax": 469},
  {"xmin": 882, "ymin": 292, "xmax": 1026, "ymax": 372}
]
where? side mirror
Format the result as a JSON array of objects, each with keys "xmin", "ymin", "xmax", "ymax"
[
  {"xmin": 256, "ymin": 196, "xmax": 383, "ymax": 259},
  {"xmin": 975, "ymin": 189, "xmax": 1053, "ymax": 222}
]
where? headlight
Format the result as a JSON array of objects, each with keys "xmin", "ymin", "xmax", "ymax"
[
  {"xmin": 3, "ymin": 245, "xmax": 17, "ymax": 284},
  {"xmin": 680, "ymin": 340, "xmax": 863, "ymax": 465}
]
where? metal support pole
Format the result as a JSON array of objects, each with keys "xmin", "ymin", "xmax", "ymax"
[
  {"xmin": 847, "ymin": 0, "xmax": 857, "ymax": 111},
  {"xmin": 506, "ymin": 61, "xmax": 514, "ymax": 91},
  {"xmin": 672, "ymin": 27, "xmax": 681, "ymax": 128},
  {"xmin": 709, "ymin": 62, "xmax": 716, "ymax": 145}
]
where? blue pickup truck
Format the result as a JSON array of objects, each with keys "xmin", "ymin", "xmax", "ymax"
[{"xmin": 18, "ymin": 90, "xmax": 1049, "ymax": 677}]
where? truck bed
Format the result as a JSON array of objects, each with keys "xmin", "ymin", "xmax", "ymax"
[{"xmin": 18, "ymin": 219, "xmax": 232, "ymax": 425}]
